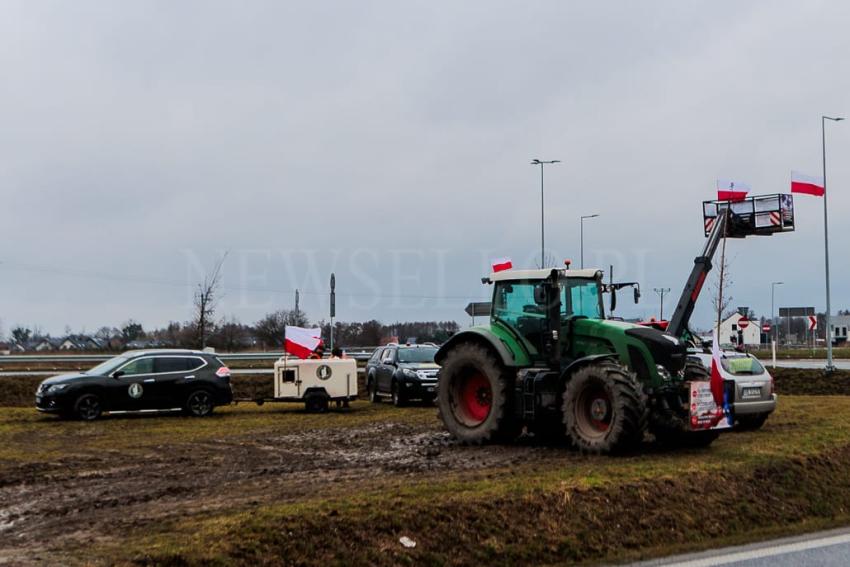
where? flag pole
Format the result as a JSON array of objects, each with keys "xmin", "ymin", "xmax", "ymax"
[{"xmin": 822, "ymin": 115, "xmax": 842, "ymax": 372}]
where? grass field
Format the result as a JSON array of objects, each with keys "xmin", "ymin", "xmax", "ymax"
[{"xmin": 2, "ymin": 396, "xmax": 850, "ymax": 565}]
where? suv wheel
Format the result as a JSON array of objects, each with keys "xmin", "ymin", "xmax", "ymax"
[
  {"xmin": 391, "ymin": 382, "xmax": 405, "ymax": 407},
  {"xmin": 73, "ymin": 393, "xmax": 102, "ymax": 421},
  {"xmin": 185, "ymin": 390, "xmax": 214, "ymax": 417}
]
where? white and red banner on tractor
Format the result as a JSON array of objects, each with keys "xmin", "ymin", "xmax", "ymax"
[
  {"xmin": 716, "ymin": 179, "xmax": 750, "ymax": 202},
  {"xmin": 791, "ymin": 171, "xmax": 825, "ymax": 197},
  {"xmin": 491, "ymin": 257, "xmax": 513, "ymax": 273}
]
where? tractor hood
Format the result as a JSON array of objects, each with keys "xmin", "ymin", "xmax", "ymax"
[{"xmin": 572, "ymin": 318, "xmax": 688, "ymax": 374}]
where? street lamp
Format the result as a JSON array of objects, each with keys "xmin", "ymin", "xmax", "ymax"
[
  {"xmin": 822, "ymin": 116, "xmax": 843, "ymax": 372},
  {"xmin": 531, "ymin": 159, "xmax": 560, "ymax": 268},
  {"xmin": 580, "ymin": 214, "xmax": 599, "ymax": 269},
  {"xmin": 771, "ymin": 281, "xmax": 783, "ymax": 367}
]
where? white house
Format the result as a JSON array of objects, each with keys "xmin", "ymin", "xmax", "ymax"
[
  {"xmin": 718, "ymin": 313, "xmax": 761, "ymax": 347},
  {"xmin": 831, "ymin": 315, "xmax": 850, "ymax": 345}
]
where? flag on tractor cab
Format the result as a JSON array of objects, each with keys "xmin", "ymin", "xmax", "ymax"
[
  {"xmin": 284, "ymin": 326, "xmax": 322, "ymax": 359},
  {"xmin": 491, "ymin": 257, "xmax": 512, "ymax": 273},
  {"xmin": 710, "ymin": 329, "xmax": 725, "ymax": 406},
  {"xmin": 791, "ymin": 171, "xmax": 825, "ymax": 196},
  {"xmin": 716, "ymin": 179, "xmax": 750, "ymax": 201}
]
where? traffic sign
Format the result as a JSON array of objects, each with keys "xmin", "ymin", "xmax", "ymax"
[
  {"xmin": 762, "ymin": 323, "xmax": 771, "ymax": 333},
  {"xmin": 738, "ymin": 317, "xmax": 750, "ymax": 330},
  {"xmin": 808, "ymin": 315, "xmax": 818, "ymax": 331},
  {"xmin": 465, "ymin": 302, "xmax": 491, "ymax": 317}
]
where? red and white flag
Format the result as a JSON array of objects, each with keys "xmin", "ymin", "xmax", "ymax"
[
  {"xmin": 791, "ymin": 171, "xmax": 825, "ymax": 197},
  {"xmin": 284, "ymin": 325, "xmax": 322, "ymax": 359},
  {"xmin": 710, "ymin": 329, "xmax": 725, "ymax": 406},
  {"xmin": 491, "ymin": 257, "xmax": 512, "ymax": 273},
  {"xmin": 716, "ymin": 179, "xmax": 750, "ymax": 202}
]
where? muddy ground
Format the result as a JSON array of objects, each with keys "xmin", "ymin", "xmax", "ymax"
[{"xmin": 0, "ymin": 404, "xmax": 574, "ymax": 565}]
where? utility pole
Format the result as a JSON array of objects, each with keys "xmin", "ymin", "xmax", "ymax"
[
  {"xmin": 771, "ymin": 281, "xmax": 783, "ymax": 368},
  {"xmin": 531, "ymin": 159, "xmax": 560, "ymax": 268},
  {"xmin": 822, "ymin": 115, "xmax": 843, "ymax": 372},
  {"xmin": 329, "ymin": 273, "xmax": 336, "ymax": 351},
  {"xmin": 653, "ymin": 288, "xmax": 671, "ymax": 320},
  {"xmin": 580, "ymin": 214, "xmax": 600, "ymax": 269}
]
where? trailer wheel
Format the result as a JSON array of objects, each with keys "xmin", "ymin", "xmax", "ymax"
[
  {"xmin": 436, "ymin": 342, "xmax": 519, "ymax": 444},
  {"xmin": 562, "ymin": 360, "xmax": 647, "ymax": 454},
  {"xmin": 304, "ymin": 392, "xmax": 329, "ymax": 413}
]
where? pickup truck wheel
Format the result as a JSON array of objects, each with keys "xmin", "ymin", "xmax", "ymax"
[
  {"xmin": 184, "ymin": 390, "xmax": 214, "ymax": 417},
  {"xmin": 369, "ymin": 378, "xmax": 381, "ymax": 403},
  {"xmin": 436, "ymin": 342, "xmax": 519, "ymax": 444},
  {"xmin": 563, "ymin": 360, "xmax": 647, "ymax": 455},
  {"xmin": 391, "ymin": 382, "xmax": 406, "ymax": 407},
  {"xmin": 73, "ymin": 393, "xmax": 103, "ymax": 421},
  {"xmin": 736, "ymin": 412, "xmax": 769, "ymax": 431}
]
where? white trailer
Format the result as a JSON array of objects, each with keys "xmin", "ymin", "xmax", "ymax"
[{"xmin": 268, "ymin": 357, "xmax": 358, "ymax": 412}]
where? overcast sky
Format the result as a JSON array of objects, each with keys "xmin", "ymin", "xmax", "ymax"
[{"xmin": 1, "ymin": 0, "xmax": 848, "ymax": 336}]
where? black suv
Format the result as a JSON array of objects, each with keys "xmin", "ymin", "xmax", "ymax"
[
  {"xmin": 36, "ymin": 350, "xmax": 233, "ymax": 420},
  {"xmin": 365, "ymin": 344, "xmax": 439, "ymax": 406}
]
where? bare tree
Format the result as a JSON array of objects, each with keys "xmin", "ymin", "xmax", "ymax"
[
  {"xmin": 710, "ymin": 252, "xmax": 735, "ymax": 330},
  {"xmin": 193, "ymin": 253, "xmax": 228, "ymax": 349}
]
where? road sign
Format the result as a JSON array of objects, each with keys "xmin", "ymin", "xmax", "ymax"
[
  {"xmin": 465, "ymin": 302, "xmax": 491, "ymax": 317},
  {"xmin": 809, "ymin": 315, "xmax": 818, "ymax": 331},
  {"xmin": 762, "ymin": 323, "xmax": 771, "ymax": 333},
  {"xmin": 738, "ymin": 317, "xmax": 750, "ymax": 330},
  {"xmin": 779, "ymin": 307, "xmax": 815, "ymax": 317}
]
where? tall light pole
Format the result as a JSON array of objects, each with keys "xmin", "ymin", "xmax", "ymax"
[
  {"xmin": 531, "ymin": 159, "xmax": 560, "ymax": 268},
  {"xmin": 771, "ymin": 281, "xmax": 783, "ymax": 368},
  {"xmin": 580, "ymin": 214, "xmax": 599, "ymax": 269},
  {"xmin": 822, "ymin": 116, "xmax": 843, "ymax": 372},
  {"xmin": 653, "ymin": 288, "xmax": 671, "ymax": 320}
]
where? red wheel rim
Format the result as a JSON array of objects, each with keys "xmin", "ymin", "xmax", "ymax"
[
  {"xmin": 457, "ymin": 372, "xmax": 492, "ymax": 425},
  {"xmin": 576, "ymin": 385, "xmax": 612, "ymax": 436}
]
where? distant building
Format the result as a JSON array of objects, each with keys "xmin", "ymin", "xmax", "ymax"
[
  {"xmin": 718, "ymin": 313, "xmax": 761, "ymax": 347},
  {"xmin": 831, "ymin": 315, "xmax": 850, "ymax": 345}
]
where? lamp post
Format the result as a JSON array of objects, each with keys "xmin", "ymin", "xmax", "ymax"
[
  {"xmin": 822, "ymin": 116, "xmax": 843, "ymax": 372},
  {"xmin": 580, "ymin": 214, "xmax": 599, "ymax": 269},
  {"xmin": 531, "ymin": 159, "xmax": 560, "ymax": 268},
  {"xmin": 653, "ymin": 287, "xmax": 671, "ymax": 320},
  {"xmin": 771, "ymin": 281, "xmax": 783, "ymax": 369}
]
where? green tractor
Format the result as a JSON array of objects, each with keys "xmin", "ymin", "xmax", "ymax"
[{"xmin": 435, "ymin": 194, "xmax": 796, "ymax": 453}]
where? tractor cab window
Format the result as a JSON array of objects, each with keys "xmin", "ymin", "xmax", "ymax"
[
  {"xmin": 492, "ymin": 281, "xmax": 547, "ymax": 327},
  {"xmin": 562, "ymin": 279, "xmax": 603, "ymax": 319}
]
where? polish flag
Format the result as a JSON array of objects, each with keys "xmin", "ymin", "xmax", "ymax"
[
  {"xmin": 710, "ymin": 329, "xmax": 725, "ymax": 406},
  {"xmin": 716, "ymin": 179, "xmax": 750, "ymax": 202},
  {"xmin": 491, "ymin": 257, "xmax": 513, "ymax": 273},
  {"xmin": 284, "ymin": 325, "xmax": 322, "ymax": 359},
  {"xmin": 791, "ymin": 171, "xmax": 825, "ymax": 197}
]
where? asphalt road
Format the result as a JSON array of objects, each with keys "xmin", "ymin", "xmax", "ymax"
[
  {"xmin": 634, "ymin": 526, "xmax": 850, "ymax": 566},
  {"xmin": 772, "ymin": 359, "xmax": 850, "ymax": 370}
]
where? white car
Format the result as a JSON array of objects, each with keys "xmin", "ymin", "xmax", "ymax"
[{"xmin": 689, "ymin": 350, "xmax": 776, "ymax": 430}]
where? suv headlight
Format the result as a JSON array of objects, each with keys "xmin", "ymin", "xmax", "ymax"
[
  {"xmin": 402, "ymin": 369, "xmax": 419, "ymax": 379},
  {"xmin": 46, "ymin": 384, "xmax": 69, "ymax": 394}
]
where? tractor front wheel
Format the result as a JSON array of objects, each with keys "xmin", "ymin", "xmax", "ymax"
[
  {"xmin": 562, "ymin": 360, "xmax": 647, "ymax": 454},
  {"xmin": 436, "ymin": 343, "xmax": 519, "ymax": 444}
]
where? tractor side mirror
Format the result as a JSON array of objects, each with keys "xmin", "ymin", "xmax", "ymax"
[
  {"xmin": 634, "ymin": 287, "xmax": 641, "ymax": 304},
  {"xmin": 610, "ymin": 287, "xmax": 617, "ymax": 313},
  {"xmin": 533, "ymin": 286, "xmax": 547, "ymax": 305}
]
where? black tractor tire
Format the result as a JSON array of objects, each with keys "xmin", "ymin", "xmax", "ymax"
[
  {"xmin": 184, "ymin": 389, "xmax": 215, "ymax": 417},
  {"xmin": 736, "ymin": 412, "xmax": 770, "ymax": 431},
  {"xmin": 562, "ymin": 360, "xmax": 648, "ymax": 454},
  {"xmin": 73, "ymin": 393, "xmax": 103, "ymax": 421},
  {"xmin": 368, "ymin": 377, "xmax": 381, "ymax": 403},
  {"xmin": 436, "ymin": 342, "xmax": 520, "ymax": 444},
  {"xmin": 650, "ymin": 361, "xmax": 721, "ymax": 449},
  {"xmin": 391, "ymin": 381, "xmax": 406, "ymax": 407},
  {"xmin": 304, "ymin": 391, "xmax": 329, "ymax": 413}
]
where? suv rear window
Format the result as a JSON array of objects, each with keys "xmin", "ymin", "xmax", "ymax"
[
  {"xmin": 721, "ymin": 356, "xmax": 765, "ymax": 376},
  {"xmin": 154, "ymin": 357, "xmax": 205, "ymax": 373}
]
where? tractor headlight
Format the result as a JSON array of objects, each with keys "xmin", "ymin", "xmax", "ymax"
[{"xmin": 656, "ymin": 365, "xmax": 672, "ymax": 381}]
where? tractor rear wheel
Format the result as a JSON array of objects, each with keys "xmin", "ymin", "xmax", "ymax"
[
  {"xmin": 562, "ymin": 360, "xmax": 647, "ymax": 454},
  {"xmin": 436, "ymin": 342, "xmax": 519, "ymax": 444}
]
